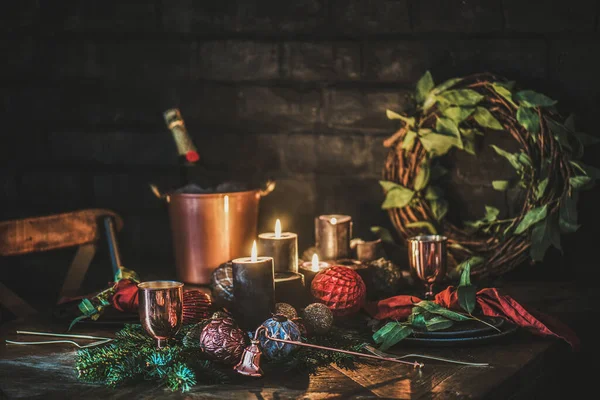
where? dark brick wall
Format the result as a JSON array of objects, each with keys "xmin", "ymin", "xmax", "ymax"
[{"xmin": 2, "ymin": 0, "xmax": 600, "ymax": 283}]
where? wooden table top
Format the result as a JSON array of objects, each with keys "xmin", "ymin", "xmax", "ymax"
[{"xmin": 0, "ymin": 280, "xmax": 593, "ymax": 400}]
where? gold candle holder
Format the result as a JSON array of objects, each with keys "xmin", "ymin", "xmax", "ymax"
[{"xmin": 315, "ymin": 214, "xmax": 352, "ymax": 261}]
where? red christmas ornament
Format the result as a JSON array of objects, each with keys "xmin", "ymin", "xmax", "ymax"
[
  {"xmin": 182, "ymin": 289, "xmax": 212, "ymax": 325},
  {"xmin": 311, "ymin": 265, "xmax": 366, "ymax": 317}
]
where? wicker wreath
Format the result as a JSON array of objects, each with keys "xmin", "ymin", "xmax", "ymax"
[{"xmin": 381, "ymin": 72, "xmax": 597, "ymax": 281}]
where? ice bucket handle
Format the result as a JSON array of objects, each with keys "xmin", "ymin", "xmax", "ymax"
[{"xmin": 259, "ymin": 179, "xmax": 276, "ymax": 197}]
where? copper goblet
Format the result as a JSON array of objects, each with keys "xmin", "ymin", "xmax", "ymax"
[
  {"xmin": 407, "ymin": 235, "xmax": 448, "ymax": 299},
  {"xmin": 138, "ymin": 280, "xmax": 184, "ymax": 348}
]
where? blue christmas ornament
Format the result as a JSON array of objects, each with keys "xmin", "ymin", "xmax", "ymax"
[{"xmin": 258, "ymin": 314, "xmax": 302, "ymax": 360}]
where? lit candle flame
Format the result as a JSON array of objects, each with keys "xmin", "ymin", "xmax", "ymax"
[
  {"xmin": 330, "ymin": 217, "xmax": 337, "ymax": 225},
  {"xmin": 224, "ymin": 195, "xmax": 229, "ymax": 213},
  {"xmin": 251, "ymin": 240, "xmax": 257, "ymax": 262},
  {"xmin": 311, "ymin": 253, "xmax": 319, "ymax": 271},
  {"xmin": 275, "ymin": 219, "xmax": 281, "ymax": 239}
]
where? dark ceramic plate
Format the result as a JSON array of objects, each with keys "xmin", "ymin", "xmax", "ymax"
[
  {"xmin": 410, "ymin": 316, "xmax": 505, "ymax": 338},
  {"xmin": 401, "ymin": 321, "xmax": 518, "ymax": 347}
]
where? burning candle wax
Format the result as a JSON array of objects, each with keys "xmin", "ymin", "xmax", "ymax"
[
  {"xmin": 315, "ymin": 214, "xmax": 353, "ymax": 262},
  {"xmin": 257, "ymin": 219, "xmax": 299, "ymax": 273},
  {"xmin": 232, "ymin": 240, "xmax": 275, "ymax": 330},
  {"xmin": 299, "ymin": 254, "xmax": 330, "ymax": 300}
]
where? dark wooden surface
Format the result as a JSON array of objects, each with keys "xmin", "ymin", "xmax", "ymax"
[{"xmin": 0, "ymin": 280, "xmax": 595, "ymax": 400}]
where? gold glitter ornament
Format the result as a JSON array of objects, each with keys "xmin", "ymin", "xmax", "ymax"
[
  {"xmin": 301, "ymin": 303, "xmax": 334, "ymax": 335},
  {"xmin": 275, "ymin": 302, "xmax": 298, "ymax": 320}
]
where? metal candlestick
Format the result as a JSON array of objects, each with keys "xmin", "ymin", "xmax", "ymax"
[{"xmin": 315, "ymin": 214, "xmax": 352, "ymax": 261}]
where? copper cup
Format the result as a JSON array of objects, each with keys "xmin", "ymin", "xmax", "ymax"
[
  {"xmin": 138, "ymin": 280, "xmax": 184, "ymax": 348},
  {"xmin": 407, "ymin": 235, "xmax": 447, "ymax": 299}
]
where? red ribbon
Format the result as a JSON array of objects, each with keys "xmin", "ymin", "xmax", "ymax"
[
  {"xmin": 364, "ymin": 286, "xmax": 580, "ymax": 351},
  {"xmin": 110, "ymin": 279, "xmax": 139, "ymax": 313}
]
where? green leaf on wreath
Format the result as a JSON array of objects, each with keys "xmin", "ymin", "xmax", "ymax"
[
  {"xmin": 419, "ymin": 131, "xmax": 460, "ymax": 157},
  {"xmin": 490, "ymin": 145, "xmax": 523, "ymax": 171},
  {"xmin": 437, "ymin": 89, "xmax": 484, "ymax": 106},
  {"xmin": 516, "ymin": 106, "xmax": 540, "ymax": 135},
  {"xmin": 442, "ymin": 106, "xmax": 474, "ymax": 123},
  {"xmin": 473, "ymin": 107, "xmax": 503, "ymax": 130},
  {"xmin": 514, "ymin": 205, "xmax": 548, "ymax": 234},
  {"xmin": 546, "ymin": 118, "xmax": 572, "ymax": 151},
  {"xmin": 425, "ymin": 185, "xmax": 444, "ymax": 200},
  {"xmin": 436, "ymin": 117, "xmax": 463, "ymax": 151},
  {"xmin": 406, "ymin": 221, "xmax": 438, "ymax": 234},
  {"xmin": 414, "ymin": 301, "xmax": 471, "ymax": 322},
  {"xmin": 464, "ymin": 206, "xmax": 499, "ymax": 229},
  {"xmin": 535, "ymin": 178, "xmax": 549, "ymax": 200},
  {"xmin": 78, "ymin": 298, "xmax": 97, "ymax": 316},
  {"xmin": 425, "ymin": 316, "xmax": 454, "ymax": 331},
  {"xmin": 514, "ymin": 90, "xmax": 557, "ymax": 108},
  {"xmin": 379, "ymin": 180, "xmax": 402, "ymax": 192},
  {"xmin": 460, "ymin": 128, "xmax": 478, "ymax": 155},
  {"xmin": 569, "ymin": 176, "xmax": 592, "ymax": 190},
  {"xmin": 370, "ymin": 226, "xmax": 395, "ymax": 244},
  {"xmin": 402, "ymin": 130, "xmax": 418, "ymax": 151},
  {"xmin": 530, "ymin": 215, "xmax": 561, "ymax": 262},
  {"xmin": 484, "ymin": 205, "xmax": 499, "ymax": 221},
  {"xmin": 570, "ymin": 160, "xmax": 600, "ymax": 179},
  {"xmin": 413, "ymin": 161, "xmax": 430, "ymax": 191},
  {"xmin": 491, "ymin": 82, "xmax": 517, "ymax": 107},
  {"xmin": 492, "ymin": 180, "xmax": 510, "ymax": 191},
  {"xmin": 386, "ymin": 109, "xmax": 416, "ymax": 127},
  {"xmin": 379, "ymin": 181, "xmax": 415, "ymax": 209},
  {"xmin": 434, "ymin": 77, "xmax": 464, "ymax": 94},
  {"xmin": 416, "ymin": 70, "xmax": 434, "ymax": 103},
  {"xmin": 429, "ymin": 198, "xmax": 448, "ymax": 221},
  {"xmin": 559, "ymin": 192, "xmax": 580, "ymax": 233}
]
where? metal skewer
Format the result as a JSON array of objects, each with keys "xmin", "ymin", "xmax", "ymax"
[{"xmin": 256, "ymin": 326, "xmax": 424, "ymax": 368}]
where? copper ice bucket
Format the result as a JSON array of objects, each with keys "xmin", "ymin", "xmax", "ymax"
[{"xmin": 161, "ymin": 182, "xmax": 274, "ymax": 285}]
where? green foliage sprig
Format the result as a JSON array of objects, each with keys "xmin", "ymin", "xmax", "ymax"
[
  {"xmin": 371, "ymin": 263, "xmax": 492, "ymax": 351},
  {"xmin": 75, "ymin": 323, "xmax": 368, "ymax": 392},
  {"xmin": 376, "ymin": 71, "xmax": 600, "ymax": 279}
]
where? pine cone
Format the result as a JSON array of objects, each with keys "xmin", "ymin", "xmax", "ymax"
[{"xmin": 199, "ymin": 317, "xmax": 247, "ymax": 365}]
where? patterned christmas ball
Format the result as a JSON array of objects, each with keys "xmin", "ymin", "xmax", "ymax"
[
  {"xmin": 311, "ymin": 265, "xmax": 366, "ymax": 317},
  {"xmin": 259, "ymin": 315, "xmax": 302, "ymax": 360},
  {"xmin": 199, "ymin": 317, "xmax": 247, "ymax": 365},
  {"xmin": 300, "ymin": 303, "xmax": 333, "ymax": 335},
  {"xmin": 182, "ymin": 289, "xmax": 212, "ymax": 325},
  {"xmin": 275, "ymin": 302, "xmax": 298, "ymax": 320},
  {"xmin": 210, "ymin": 261, "xmax": 234, "ymax": 307},
  {"xmin": 367, "ymin": 258, "xmax": 406, "ymax": 300}
]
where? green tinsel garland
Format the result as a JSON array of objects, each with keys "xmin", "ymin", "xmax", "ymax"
[{"xmin": 75, "ymin": 323, "xmax": 369, "ymax": 393}]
